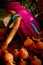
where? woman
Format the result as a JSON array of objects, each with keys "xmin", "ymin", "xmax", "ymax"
[{"xmin": 1, "ymin": 2, "xmax": 41, "ymax": 52}]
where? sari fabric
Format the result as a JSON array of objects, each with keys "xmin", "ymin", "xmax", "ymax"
[{"xmin": 6, "ymin": 2, "xmax": 41, "ymax": 38}]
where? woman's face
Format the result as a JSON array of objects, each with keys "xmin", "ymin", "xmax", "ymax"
[{"xmin": 9, "ymin": 10, "xmax": 16, "ymax": 16}]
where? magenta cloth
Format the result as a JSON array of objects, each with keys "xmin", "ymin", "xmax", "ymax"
[{"xmin": 6, "ymin": 2, "xmax": 41, "ymax": 38}]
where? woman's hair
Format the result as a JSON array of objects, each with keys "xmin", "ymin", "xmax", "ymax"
[{"xmin": 5, "ymin": 2, "xmax": 25, "ymax": 13}]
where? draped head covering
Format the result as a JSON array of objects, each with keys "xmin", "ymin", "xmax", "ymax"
[{"xmin": 5, "ymin": 2, "xmax": 25, "ymax": 13}]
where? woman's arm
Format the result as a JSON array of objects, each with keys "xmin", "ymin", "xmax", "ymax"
[
  {"xmin": 2, "ymin": 17, "xmax": 21, "ymax": 52},
  {"xmin": 5, "ymin": 17, "xmax": 21, "ymax": 45}
]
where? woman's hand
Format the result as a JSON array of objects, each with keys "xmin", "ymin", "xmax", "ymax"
[{"xmin": 1, "ymin": 44, "xmax": 8, "ymax": 52}]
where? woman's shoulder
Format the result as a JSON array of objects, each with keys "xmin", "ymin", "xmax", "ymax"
[{"xmin": 12, "ymin": 14, "xmax": 21, "ymax": 21}]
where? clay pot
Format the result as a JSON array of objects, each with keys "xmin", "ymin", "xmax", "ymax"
[
  {"xmin": 19, "ymin": 59, "xmax": 27, "ymax": 65},
  {"xmin": 2, "ymin": 51, "xmax": 14, "ymax": 63},
  {"xmin": 30, "ymin": 56, "xmax": 42, "ymax": 65},
  {"xmin": 13, "ymin": 49, "xmax": 20, "ymax": 60},
  {"xmin": 0, "ymin": 49, "xmax": 2, "ymax": 56},
  {"xmin": 35, "ymin": 41, "xmax": 43, "ymax": 50},
  {"xmin": 24, "ymin": 37, "xmax": 34, "ymax": 48},
  {"xmin": 19, "ymin": 48, "xmax": 29, "ymax": 60}
]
